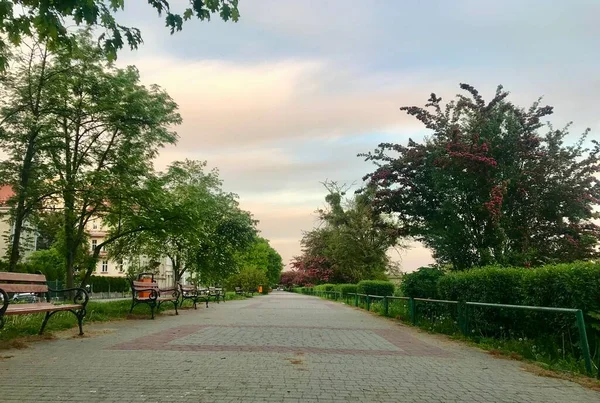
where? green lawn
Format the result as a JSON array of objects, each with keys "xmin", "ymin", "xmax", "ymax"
[{"xmin": 1, "ymin": 291, "xmax": 257, "ymax": 346}]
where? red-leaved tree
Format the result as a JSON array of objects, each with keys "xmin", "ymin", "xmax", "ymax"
[{"xmin": 360, "ymin": 84, "xmax": 600, "ymax": 269}]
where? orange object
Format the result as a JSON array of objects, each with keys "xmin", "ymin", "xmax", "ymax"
[
  {"xmin": 139, "ymin": 277, "xmax": 152, "ymax": 298},
  {"xmin": 258, "ymin": 285, "xmax": 263, "ymax": 294}
]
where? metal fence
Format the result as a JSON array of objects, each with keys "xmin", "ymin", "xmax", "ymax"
[{"xmin": 306, "ymin": 289, "xmax": 593, "ymax": 375}]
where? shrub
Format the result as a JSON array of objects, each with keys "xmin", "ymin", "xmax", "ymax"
[
  {"xmin": 314, "ymin": 283, "xmax": 336, "ymax": 292},
  {"xmin": 437, "ymin": 266, "xmax": 526, "ymax": 303},
  {"xmin": 88, "ymin": 276, "xmax": 130, "ymax": 293},
  {"xmin": 401, "ymin": 266, "xmax": 445, "ymax": 299},
  {"xmin": 357, "ymin": 280, "xmax": 395, "ymax": 296},
  {"xmin": 336, "ymin": 283, "xmax": 358, "ymax": 296}
]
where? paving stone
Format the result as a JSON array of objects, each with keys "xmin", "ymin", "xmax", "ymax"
[{"xmin": 1, "ymin": 292, "xmax": 599, "ymax": 402}]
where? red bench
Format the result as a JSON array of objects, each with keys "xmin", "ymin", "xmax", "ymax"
[{"xmin": 0, "ymin": 272, "xmax": 89, "ymax": 335}]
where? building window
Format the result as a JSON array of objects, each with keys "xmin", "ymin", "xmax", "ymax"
[
  {"xmin": 93, "ymin": 223, "xmax": 98, "ymax": 229},
  {"xmin": 101, "ymin": 260, "xmax": 108, "ymax": 273},
  {"xmin": 102, "ymin": 243, "xmax": 106, "ymax": 252},
  {"xmin": 91, "ymin": 239, "xmax": 97, "ymax": 251},
  {"xmin": 118, "ymin": 264, "xmax": 124, "ymax": 272}
]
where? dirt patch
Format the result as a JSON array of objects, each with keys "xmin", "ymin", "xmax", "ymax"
[
  {"xmin": 0, "ymin": 354, "xmax": 14, "ymax": 360},
  {"xmin": 0, "ymin": 334, "xmax": 54, "ymax": 350},
  {"xmin": 520, "ymin": 363, "xmax": 600, "ymax": 391},
  {"xmin": 67, "ymin": 328, "xmax": 117, "ymax": 339},
  {"xmin": 286, "ymin": 358, "xmax": 303, "ymax": 365}
]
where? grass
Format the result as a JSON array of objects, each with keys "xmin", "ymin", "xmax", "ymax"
[{"xmin": 1, "ymin": 291, "xmax": 257, "ymax": 347}]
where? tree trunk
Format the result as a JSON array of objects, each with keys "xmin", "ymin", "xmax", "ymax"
[
  {"xmin": 8, "ymin": 46, "xmax": 49, "ymax": 270},
  {"xmin": 8, "ymin": 136, "xmax": 37, "ymax": 270},
  {"xmin": 80, "ymin": 248, "xmax": 101, "ymax": 288}
]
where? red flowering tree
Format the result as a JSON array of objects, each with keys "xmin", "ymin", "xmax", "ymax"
[
  {"xmin": 279, "ymin": 271, "xmax": 297, "ymax": 289},
  {"xmin": 361, "ymin": 84, "xmax": 600, "ymax": 269},
  {"xmin": 289, "ymin": 255, "xmax": 333, "ymax": 286}
]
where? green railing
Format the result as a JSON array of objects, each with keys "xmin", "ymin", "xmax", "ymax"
[{"xmin": 336, "ymin": 293, "xmax": 594, "ymax": 375}]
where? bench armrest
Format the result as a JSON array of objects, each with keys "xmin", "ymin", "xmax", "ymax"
[
  {"xmin": 132, "ymin": 288, "xmax": 159, "ymax": 299},
  {"xmin": 49, "ymin": 287, "xmax": 89, "ymax": 306},
  {"xmin": 0, "ymin": 287, "xmax": 8, "ymax": 316}
]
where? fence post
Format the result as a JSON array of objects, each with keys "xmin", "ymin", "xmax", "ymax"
[
  {"xmin": 366, "ymin": 295, "xmax": 371, "ymax": 311},
  {"xmin": 409, "ymin": 297, "xmax": 416, "ymax": 325},
  {"xmin": 383, "ymin": 296, "xmax": 389, "ymax": 317},
  {"xmin": 575, "ymin": 310, "xmax": 593, "ymax": 375},
  {"xmin": 354, "ymin": 293, "xmax": 358, "ymax": 307},
  {"xmin": 457, "ymin": 301, "xmax": 465, "ymax": 335}
]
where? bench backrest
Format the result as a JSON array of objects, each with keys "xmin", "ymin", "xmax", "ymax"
[
  {"xmin": 179, "ymin": 284, "xmax": 196, "ymax": 292},
  {"xmin": 131, "ymin": 280, "xmax": 159, "ymax": 291},
  {"xmin": 0, "ymin": 272, "xmax": 48, "ymax": 294}
]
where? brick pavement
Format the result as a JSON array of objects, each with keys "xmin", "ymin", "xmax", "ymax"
[{"xmin": 1, "ymin": 291, "xmax": 599, "ymax": 402}]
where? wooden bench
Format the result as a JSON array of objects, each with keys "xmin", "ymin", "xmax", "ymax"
[
  {"xmin": 208, "ymin": 287, "xmax": 225, "ymax": 303},
  {"xmin": 0, "ymin": 272, "xmax": 89, "ymax": 335},
  {"xmin": 235, "ymin": 287, "xmax": 244, "ymax": 295},
  {"xmin": 179, "ymin": 283, "xmax": 209, "ymax": 309},
  {"xmin": 130, "ymin": 273, "xmax": 179, "ymax": 319}
]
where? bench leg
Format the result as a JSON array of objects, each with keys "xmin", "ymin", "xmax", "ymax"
[
  {"xmin": 129, "ymin": 299, "xmax": 136, "ymax": 314},
  {"xmin": 150, "ymin": 303, "xmax": 155, "ymax": 319},
  {"xmin": 0, "ymin": 315, "xmax": 5, "ymax": 331},
  {"xmin": 174, "ymin": 300, "xmax": 179, "ymax": 315},
  {"xmin": 39, "ymin": 312, "xmax": 52, "ymax": 335},
  {"xmin": 205, "ymin": 299, "xmax": 209, "ymax": 308},
  {"xmin": 76, "ymin": 309, "xmax": 86, "ymax": 336},
  {"xmin": 193, "ymin": 299, "xmax": 197, "ymax": 310}
]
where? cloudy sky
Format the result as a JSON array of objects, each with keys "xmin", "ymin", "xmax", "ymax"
[{"xmin": 114, "ymin": 0, "xmax": 599, "ymax": 271}]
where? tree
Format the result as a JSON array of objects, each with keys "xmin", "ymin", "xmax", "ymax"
[
  {"xmin": 0, "ymin": 41, "xmax": 59, "ymax": 270},
  {"xmin": 289, "ymin": 254, "xmax": 332, "ymax": 286},
  {"xmin": 279, "ymin": 271, "xmax": 296, "ymax": 288},
  {"xmin": 291, "ymin": 182, "xmax": 402, "ymax": 283},
  {"xmin": 0, "ymin": 0, "xmax": 240, "ymax": 69},
  {"xmin": 226, "ymin": 267, "xmax": 267, "ymax": 293},
  {"xmin": 361, "ymin": 84, "xmax": 600, "ymax": 269},
  {"xmin": 42, "ymin": 32, "xmax": 180, "ymax": 288},
  {"xmin": 113, "ymin": 160, "xmax": 257, "ymax": 286},
  {"xmin": 234, "ymin": 237, "xmax": 283, "ymax": 285}
]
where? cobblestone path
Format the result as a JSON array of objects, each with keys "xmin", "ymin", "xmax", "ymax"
[{"xmin": 1, "ymin": 291, "xmax": 598, "ymax": 402}]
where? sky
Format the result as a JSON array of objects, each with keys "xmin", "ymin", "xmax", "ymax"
[{"xmin": 112, "ymin": 0, "xmax": 600, "ymax": 271}]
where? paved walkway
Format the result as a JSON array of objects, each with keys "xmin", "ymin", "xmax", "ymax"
[{"xmin": 1, "ymin": 292, "xmax": 598, "ymax": 402}]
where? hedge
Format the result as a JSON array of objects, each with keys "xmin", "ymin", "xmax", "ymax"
[
  {"xmin": 88, "ymin": 276, "xmax": 130, "ymax": 293},
  {"xmin": 335, "ymin": 283, "xmax": 358, "ymax": 296},
  {"xmin": 437, "ymin": 262, "xmax": 600, "ymax": 342},
  {"xmin": 400, "ymin": 267, "xmax": 444, "ymax": 298},
  {"xmin": 437, "ymin": 262, "xmax": 600, "ymax": 310},
  {"xmin": 314, "ymin": 283, "xmax": 336, "ymax": 292},
  {"xmin": 357, "ymin": 280, "xmax": 395, "ymax": 296}
]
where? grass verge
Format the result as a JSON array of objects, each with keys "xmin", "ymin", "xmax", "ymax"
[{"xmin": 1, "ymin": 291, "xmax": 256, "ymax": 347}]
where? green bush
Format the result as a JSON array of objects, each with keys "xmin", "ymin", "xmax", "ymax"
[
  {"xmin": 357, "ymin": 280, "xmax": 395, "ymax": 296},
  {"xmin": 314, "ymin": 283, "xmax": 336, "ymax": 292},
  {"xmin": 401, "ymin": 266, "xmax": 445, "ymax": 298},
  {"xmin": 336, "ymin": 283, "xmax": 358, "ymax": 296},
  {"xmin": 88, "ymin": 276, "xmax": 130, "ymax": 293},
  {"xmin": 436, "ymin": 262, "xmax": 600, "ymax": 371}
]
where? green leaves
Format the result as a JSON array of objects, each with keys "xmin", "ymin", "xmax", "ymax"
[
  {"xmin": 0, "ymin": 0, "xmax": 240, "ymax": 69},
  {"xmin": 362, "ymin": 84, "xmax": 600, "ymax": 270}
]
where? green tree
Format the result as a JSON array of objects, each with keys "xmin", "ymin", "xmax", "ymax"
[
  {"xmin": 361, "ymin": 84, "xmax": 600, "ymax": 269},
  {"xmin": 235, "ymin": 237, "xmax": 283, "ymax": 285},
  {"xmin": 43, "ymin": 32, "xmax": 180, "ymax": 288},
  {"xmin": 0, "ymin": 41, "xmax": 59, "ymax": 270},
  {"xmin": 226, "ymin": 267, "xmax": 267, "ymax": 293},
  {"xmin": 0, "ymin": 0, "xmax": 240, "ymax": 69},
  {"xmin": 293, "ymin": 182, "xmax": 402, "ymax": 283},
  {"xmin": 113, "ymin": 160, "xmax": 257, "ymax": 286}
]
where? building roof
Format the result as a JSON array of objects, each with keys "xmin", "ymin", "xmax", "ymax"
[{"xmin": 0, "ymin": 185, "xmax": 15, "ymax": 205}]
